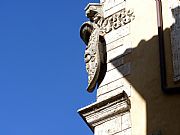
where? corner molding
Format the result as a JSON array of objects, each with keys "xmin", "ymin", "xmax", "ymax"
[{"xmin": 78, "ymin": 92, "xmax": 131, "ymax": 131}]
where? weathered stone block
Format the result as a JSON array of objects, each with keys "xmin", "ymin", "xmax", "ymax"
[
  {"xmin": 121, "ymin": 113, "xmax": 131, "ymax": 130},
  {"xmin": 106, "ymin": 38, "xmax": 124, "ymax": 52},
  {"xmin": 103, "ymin": 0, "xmax": 126, "ymax": 18},
  {"xmin": 104, "ymin": 24, "xmax": 130, "ymax": 44},
  {"xmin": 97, "ymin": 87, "xmax": 124, "ymax": 101},
  {"xmin": 95, "ymin": 115, "xmax": 122, "ymax": 135},
  {"xmin": 107, "ymin": 42, "xmax": 132, "ymax": 62},
  {"xmin": 121, "ymin": 128, "xmax": 131, "ymax": 135},
  {"xmin": 97, "ymin": 77, "xmax": 131, "ymax": 101},
  {"xmin": 99, "ymin": 63, "xmax": 131, "ymax": 87},
  {"xmin": 107, "ymin": 57, "xmax": 124, "ymax": 71}
]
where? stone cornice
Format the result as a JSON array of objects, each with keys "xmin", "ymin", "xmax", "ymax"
[{"xmin": 78, "ymin": 92, "xmax": 131, "ymax": 131}]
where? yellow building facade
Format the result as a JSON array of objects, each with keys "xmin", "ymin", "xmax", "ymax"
[{"xmin": 78, "ymin": 0, "xmax": 180, "ymax": 135}]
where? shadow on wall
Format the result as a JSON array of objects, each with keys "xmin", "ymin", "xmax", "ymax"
[{"xmin": 107, "ymin": 6, "xmax": 180, "ymax": 135}]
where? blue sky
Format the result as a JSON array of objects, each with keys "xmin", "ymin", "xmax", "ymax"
[{"xmin": 0, "ymin": 0, "xmax": 99, "ymax": 134}]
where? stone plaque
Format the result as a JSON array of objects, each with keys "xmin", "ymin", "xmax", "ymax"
[{"xmin": 169, "ymin": 0, "xmax": 180, "ymax": 81}]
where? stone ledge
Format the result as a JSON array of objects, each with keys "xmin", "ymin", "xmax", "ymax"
[{"xmin": 78, "ymin": 92, "xmax": 131, "ymax": 132}]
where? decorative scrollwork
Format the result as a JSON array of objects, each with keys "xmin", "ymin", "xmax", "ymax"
[
  {"xmin": 80, "ymin": 3, "xmax": 135, "ymax": 92},
  {"xmin": 101, "ymin": 9, "xmax": 135, "ymax": 34},
  {"xmin": 80, "ymin": 4, "xmax": 105, "ymax": 92}
]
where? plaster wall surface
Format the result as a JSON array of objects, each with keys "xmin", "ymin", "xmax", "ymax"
[{"xmin": 122, "ymin": 0, "xmax": 180, "ymax": 135}]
